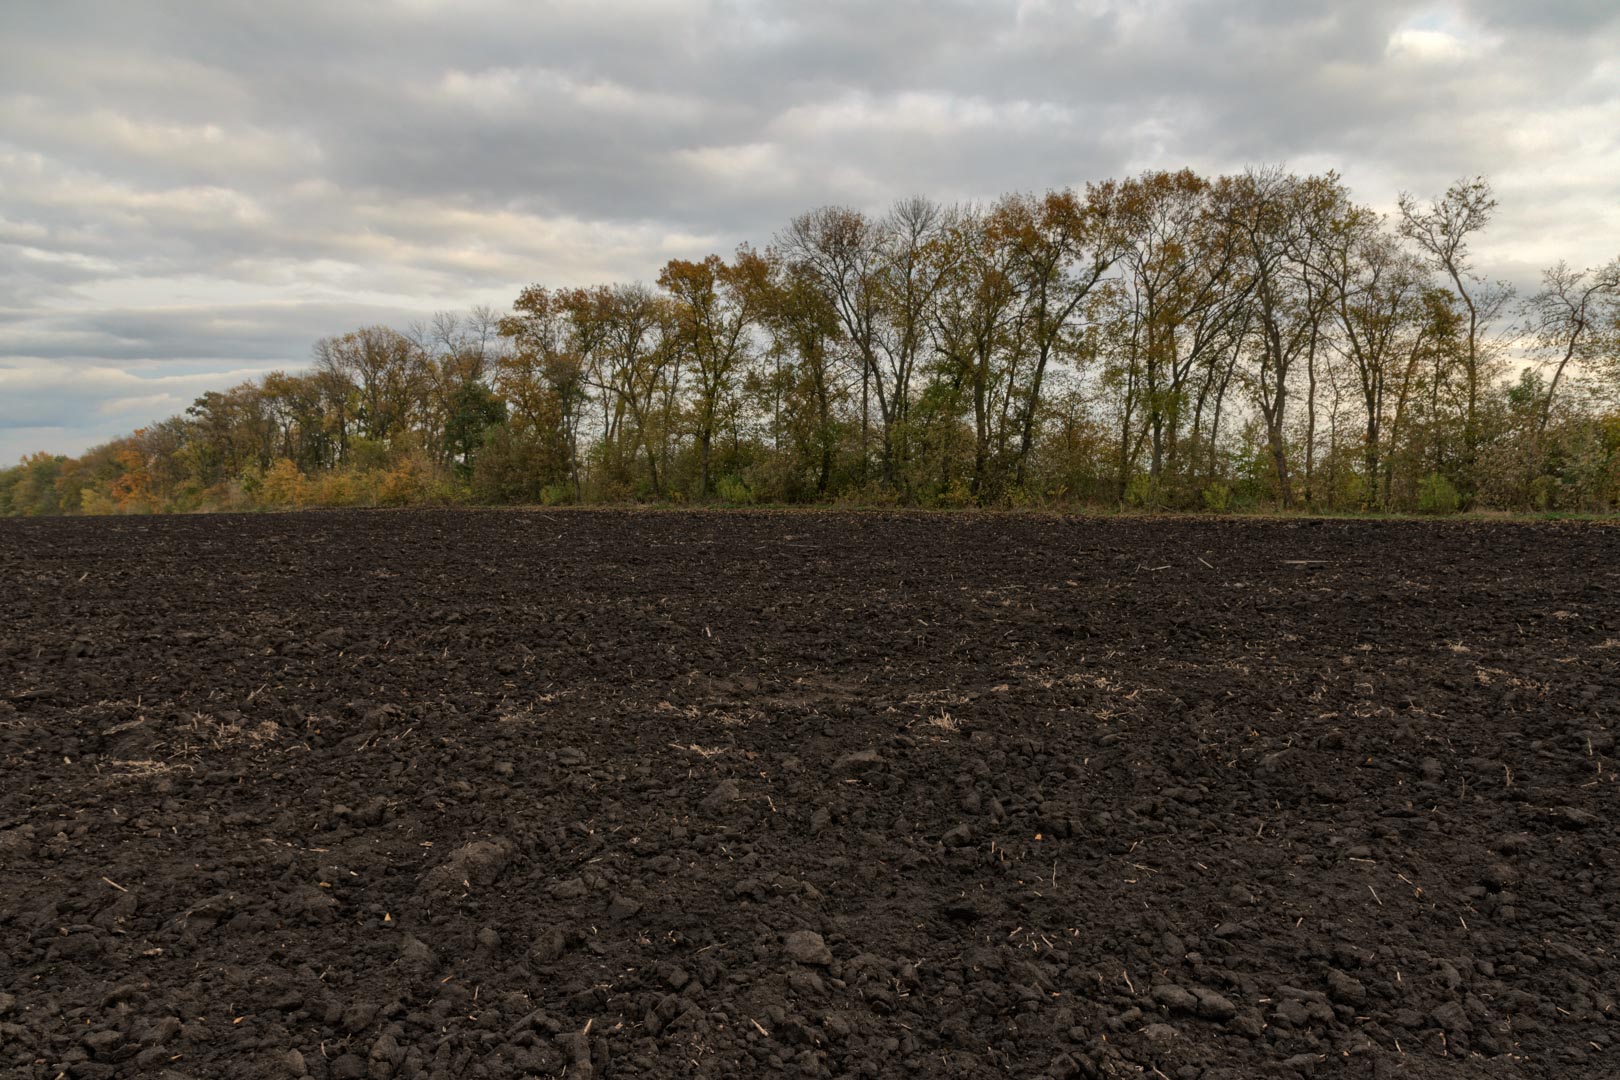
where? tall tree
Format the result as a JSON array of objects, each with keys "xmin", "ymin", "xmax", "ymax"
[
  {"xmin": 1218, "ymin": 168, "xmax": 1338, "ymax": 508},
  {"xmin": 1312, "ymin": 207, "xmax": 1431, "ymax": 508},
  {"xmin": 658, "ymin": 249, "xmax": 767, "ymax": 499},
  {"xmin": 754, "ymin": 254, "xmax": 848, "ymax": 495},
  {"xmin": 990, "ymin": 185, "xmax": 1125, "ymax": 487},
  {"xmin": 1111, "ymin": 169, "xmax": 1249, "ymax": 501},
  {"xmin": 778, "ymin": 206, "xmax": 884, "ymax": 482},
  {"xmin": 931, "ymin": 205, "xmax": 1024, "ymax": 499},
  {"xmin": 314, "ymin": 326, "xmax": 423, "ymax": 447},
  {"xmin": 872, "ymin": 197, "xmax": 958, "ymax": 489},
  {"xmin": 499, "ymin": 286, "xmax": 590, "ymax": 497},
  {"xmin": 1522, "ymin": 258, "xmax": 1620, "ymax": 431},
  {"xmin": 565, "ymin": 284, "xmax": 679, "ymax": 497},
  {"xmin": 1398, "ymin": 177, "xmax": 1514, "ymax": 502}
]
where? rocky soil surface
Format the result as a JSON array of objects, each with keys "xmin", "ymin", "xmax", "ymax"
[{"xmin": 1, "ymin": 509, "xmax": 1616, "ymax": 1078}]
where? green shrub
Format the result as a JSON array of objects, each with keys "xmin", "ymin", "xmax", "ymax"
[
  {"xmin": 1125, "ymin": 474, "xmax": 1161, "ymax": 509},
  {"xmin": 345, "ymin": 437, "xmax": 392, "ymax": 472},
  {"xmin": 714, "ymin": 475, "xmax": 754, "ymax": 504},
  {"xmin": 1417, "ymin": 472, "xmax": 1461, "ymax": 515},
  {"xmin": 540, "ymin": 482, "xmax": 575, "ymax": 506},
  {"xmin": 1201, "ymin": 483, "xmax": 1232, "ymax": 513}
]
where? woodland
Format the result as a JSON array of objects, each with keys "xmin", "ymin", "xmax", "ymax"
[{"xmin": 5, "ymin": 170, "xmax": 1619, "ymax": 517}]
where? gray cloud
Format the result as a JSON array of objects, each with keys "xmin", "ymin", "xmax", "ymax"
[{"xmin": 2, "ymin": 0, "xmax": 1617, "ymax": 460}]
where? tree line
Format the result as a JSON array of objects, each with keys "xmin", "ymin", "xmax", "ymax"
[{"xmin": 5, "ymin": 169, "xmax": 1619, "ymax": 518}]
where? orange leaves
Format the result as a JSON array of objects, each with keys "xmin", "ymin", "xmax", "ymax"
[{"xmin": 107, "ymin": 439, "xmax": 154, "ymax": 512}]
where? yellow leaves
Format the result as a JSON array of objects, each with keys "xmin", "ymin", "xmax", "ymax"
[
  {"xmin": 260, "ymin": 458, "xmax": 310, "ymax": 508},
  {"xmin": 376, "ymin": 453, "xmax": 435, "ymax": 507},
  {"xmin": 656, "ymin": 254, "xmax": 724, "ymax": 299}
]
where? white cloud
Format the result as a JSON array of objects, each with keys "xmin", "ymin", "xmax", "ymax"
[
  {"xmin": 774, "ymin": 91, "xmax": 1075, "ymax": 139},
  {"xmin": 432, "ymin": 66, "xmax": 707, "ymax": 124},
  {"xmin": 2, "ymin": 95, "xmax": 323, "ymax": 177},
  {"xmin": 673, "ymin": 141, "xmax": 793, "ymax": 188},
  {"xmin": 0, "ymin": 359, "xmax": 287, "ymax": 462},
  {"xmin": 1386, "ymin": 27, "xmax": 1469, "ymax": 62}
]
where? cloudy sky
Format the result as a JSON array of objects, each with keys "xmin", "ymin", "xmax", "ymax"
[{"xmin": 2, "ymin": 0, "xmax": 1618, "ymax": 461}]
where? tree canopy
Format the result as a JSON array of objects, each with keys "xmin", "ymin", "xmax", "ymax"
[{"xmin": 6, "ymin": 170, "xmax": 1619, "ymax": 518}]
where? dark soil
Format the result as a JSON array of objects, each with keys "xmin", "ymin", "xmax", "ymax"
[{"xmin": 1, "ymin": 509, "xmax": 1617, "ymax": 1079}]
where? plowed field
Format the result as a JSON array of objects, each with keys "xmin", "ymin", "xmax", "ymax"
[{"xmin": 1, "ymin": 510, "xmax": 1616, "ymax": 1079}]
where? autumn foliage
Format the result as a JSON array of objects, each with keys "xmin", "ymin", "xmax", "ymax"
[{"xmin": 5, "ymin": 170, "xmax": 1619, "ymax": 517}]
